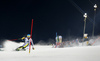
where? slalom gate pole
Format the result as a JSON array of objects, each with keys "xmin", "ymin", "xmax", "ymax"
[
  {"xmin": 55, "ymin": 32, "xmax": 57, "ymax": 48},
  {"xmin": 8, "ymin": 39, "xmax": 18, "ymax": 41},
  {"xmin": 29, "ymin": 19, "xmax": 33, "ymax": 53},
  {"xmin": 91, "ymin": 37, "xmax": 100, "ymax": 45}
]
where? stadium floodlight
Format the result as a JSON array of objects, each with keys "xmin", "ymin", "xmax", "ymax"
[
  {"xmin": 92, "ymin": 4, "xmax": 97, "ymax": 37},
  {"xmin": 82, "ymin": 13, "xmax": 87, "ymax": 46}
]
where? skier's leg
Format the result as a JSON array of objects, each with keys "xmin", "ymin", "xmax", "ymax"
[{"xmin": 22, "ymin": 43, "xmax": 29, "ymax": 49}]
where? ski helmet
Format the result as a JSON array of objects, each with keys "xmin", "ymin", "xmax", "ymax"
[{"xmin": 27, "ymin": 34, "xmax": 30, "ymax": 38}]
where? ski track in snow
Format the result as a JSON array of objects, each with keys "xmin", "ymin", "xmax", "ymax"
[{"xmin": 0, "ymin": 41, "xmax": 100, "ymax": 61}]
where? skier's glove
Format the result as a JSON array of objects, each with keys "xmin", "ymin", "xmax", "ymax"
[
  {"xmin": 32, "ymin": 47, "xmax": 35, "ymax": 50},
  {"xmin": 21, "ymin": 37, "xmax": 25, "ymax": 40}
]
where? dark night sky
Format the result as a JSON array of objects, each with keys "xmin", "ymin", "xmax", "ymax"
[{"xmin": 0, "ymin": 0, "xmax": 100, "ymax": 43}]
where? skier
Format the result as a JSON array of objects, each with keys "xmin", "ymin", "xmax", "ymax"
[
  {"xmin": 75, "ymin": 38, "xmax": 79, "ymax": 46},
  {"xmin": 16, "ymin": 34, "xmax": 34, "ymax": 51}
]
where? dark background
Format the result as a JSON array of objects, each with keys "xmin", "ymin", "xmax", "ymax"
[{"xmin": 0, "ymin": 0, "xmax": 100, "ymax": 44}]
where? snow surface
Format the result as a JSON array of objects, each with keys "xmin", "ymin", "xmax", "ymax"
[{"xmin": 0, "ymin": 41, "xmax": 100, "ymax": 61}]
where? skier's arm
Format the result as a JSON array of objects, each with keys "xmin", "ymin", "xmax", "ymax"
[
  {"xmin": 31, "ymin": 38, "xmax": 35, "ymax": 50},
  {"xmin": 22, "ymin": 39, "xmax": 25, "ymax": 41},
  {"xmin": 31, "ymin": 39, "xmax": 34, "ymax": 46}
]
